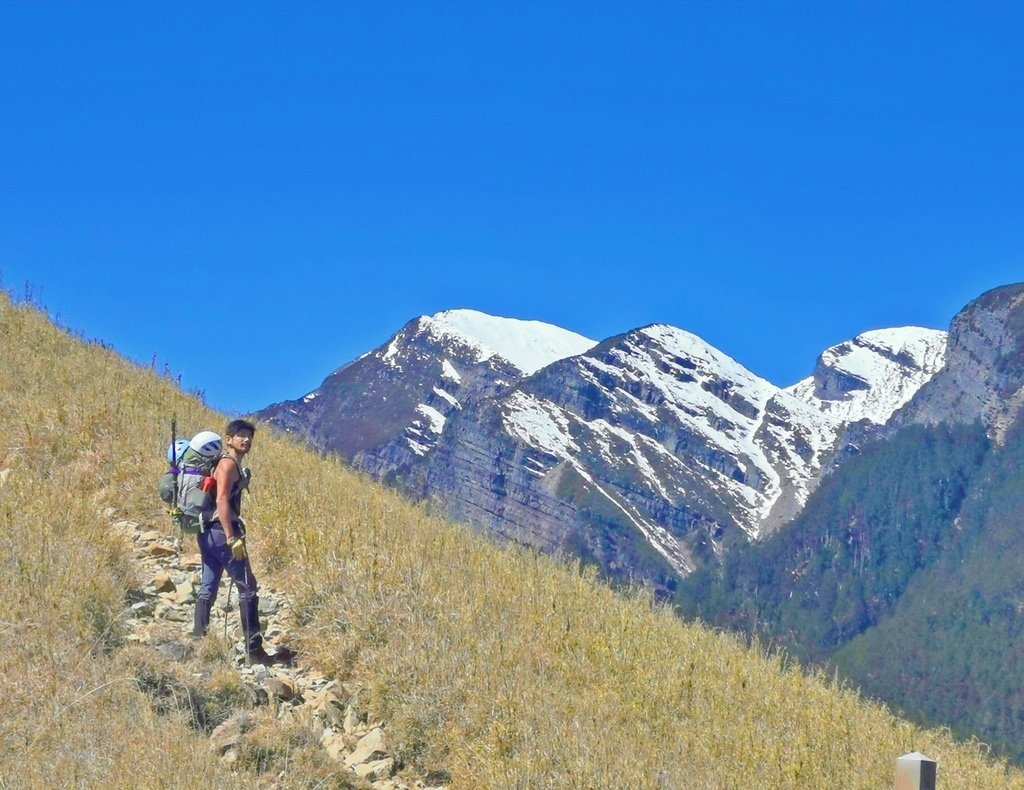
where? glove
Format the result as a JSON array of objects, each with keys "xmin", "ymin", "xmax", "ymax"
[{"xmin": 229, "ymin": 536, "xmax": 247, "ymax": 561}]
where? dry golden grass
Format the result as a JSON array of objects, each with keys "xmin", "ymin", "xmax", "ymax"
[
  {"xmin": 1, "ymin": 290, "xmax": 1021, "ymax": 788},
  {"xmin": 0, "ymin": 297, "xmax": 246, "ymax": 788}
]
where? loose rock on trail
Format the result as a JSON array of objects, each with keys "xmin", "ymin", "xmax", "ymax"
[{"xmin": 115, "ymin": 516, "xmax": 446, "ymax": 789}]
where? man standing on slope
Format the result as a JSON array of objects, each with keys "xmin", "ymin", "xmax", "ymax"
[{"xmin": 192, "ymin": 419, "xmax": 286, "ymax": 666}]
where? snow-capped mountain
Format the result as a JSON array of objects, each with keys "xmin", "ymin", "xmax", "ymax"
[
  {"xmin": 396, "ymin": 309, "xmax": 598, "ymax": 376},
  {"xmin": 258, "ymin": 311, "xmax": 947, "ymax": 591},
  {"xmin": 788, "ymin": 327, "xmax": 949, "ymax": 429}
]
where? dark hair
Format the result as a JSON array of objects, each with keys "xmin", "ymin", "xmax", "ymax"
[{"xmin": 225, "ymin": 419, "xmax": 256, "ymax": 437}]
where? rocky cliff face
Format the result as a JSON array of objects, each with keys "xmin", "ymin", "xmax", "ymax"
[
  {"xmin": 892, "ymin": 284, "xmax": 1024, "ymax": 442},
  {"xmin": 258, "ymin": 311, "xmax": 948, "ymax": 592}
]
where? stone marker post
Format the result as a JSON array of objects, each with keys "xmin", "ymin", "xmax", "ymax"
[{"xmin": 895, "ymin": 752, "xmax": 937, "ymax": 790}]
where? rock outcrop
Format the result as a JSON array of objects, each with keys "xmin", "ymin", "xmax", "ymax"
[{"xmin": 892, "ymin": 283, "xmax": 1024, "ymax": 442}]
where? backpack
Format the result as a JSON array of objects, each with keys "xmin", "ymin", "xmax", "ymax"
[{"xmin": 158, "ymin": 428, "xmax": 222, "ymax": 534}]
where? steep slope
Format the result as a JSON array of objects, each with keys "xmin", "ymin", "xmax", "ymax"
[{"xmin": 260, "ymin": 312, "xmax": 946, "ymax": 592}]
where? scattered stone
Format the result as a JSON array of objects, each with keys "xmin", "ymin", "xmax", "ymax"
[
  {"xmin": 113, "ymin": 520, "xmax": 140, "ymax": 532},
  {"xmin": 130, "ymin": 600, "xmax": 154, "ymax": 617},
  {"xmin": 291, "ymin": 703, "xmax": 324, "ymax": 737},
  {"xmin": 209, "ymin": 713, "xmax": 255, "ymax": 754},
  {"xmin": 0, "ymin": 468, "xmax": 9, "ymax": 487},
  {"xmin": 148, "ymin": 544, "xmax": 178, "ymax": 558},
  {"xmin": 139, "ymin": 530, "xmax": 162, "ymax": 543},
  {"xmin": 356, "ymin": 756, "xmax": 395, "ymax": 781},
  {"xmin": 180, "ymin": 553, "xmax": 202, "ymax": 568},
  {"xmin": 154, "ymin": 602, "xmax": 190, "ymax": 623},
  {"xmin": 152, "ymin": 572, "xmax": 175, "ymax": 593},
  {"xmin": 343, "ymin": 704, "xmax": 361, "ymax": 735},
  {"xmin": 322, "ymin": 731, "xmax": 349, "ymax": 762},
  {"xmin": 264, "ymin": 676, "xmax": 298, "ymax": 702},
  {"xmin": 156, "ymin": 641, "xmax": 189, "ymax": 662},
  {"xmin": 174, "ymin": 579, "xmax": 195, "ymax": 604},
  {"xmin": 346, "ymin": 727, "xmax": 388, "ymax": 767},
  {"xmin": 251, "ymin": 664, "xmax": 271, "ymax": 683},
  {"xmin": 307, "ymin": 684, "xmax": 348, "ymax": 728},
  {"xmin": 258, "ymin": 597, "xmax": 280, "ymax": 615}
]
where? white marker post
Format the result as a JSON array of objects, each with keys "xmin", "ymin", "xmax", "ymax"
[{"xmin": 895, "ymin": 752, "xmax": 936, "ymax": 790}]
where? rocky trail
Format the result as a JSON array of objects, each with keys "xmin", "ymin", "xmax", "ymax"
[{"xmin": 116, "ymin": 516, "xmax": 446, "ymax": 789}]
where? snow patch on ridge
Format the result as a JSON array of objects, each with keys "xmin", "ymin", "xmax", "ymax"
[
  {"xmin": 415, "ymin": 403, "xmax": 446, "ymax": 434},
  {"xmin": 432, "ymin": 387, "xmax": 461, "ymax": 409},
  {"xmin": 503, "ymin": 392, "xmax": 578, "ymax": 457},
  {"xmin": 363, "ymin": 313, "xmax": 949, "ymax": 581},
  {"xmin": 406, "ymin": 404, "xmax": 447, "ymax": 456},
  {"xmin": 422, "ymin": 309, "xmax": 597, "ymax": 375},
  {"xmin": 381, "ymin": 336, "xmax": 403, "ymax": 367},
  {"xmin": 441, "ymin": 359, "xmax": 462, "ymax": 383},
  {"xmin": 787, "ymin": 327, "xmax": 948, "ymax": 429}
]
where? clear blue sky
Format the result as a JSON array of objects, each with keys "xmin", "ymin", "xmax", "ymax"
[{"xmin": 2, "ymin": 0, "xmax": 1022, "ymax": 415}]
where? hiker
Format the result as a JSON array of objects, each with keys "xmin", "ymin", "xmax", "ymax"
[{"xmin": 191, "ymin": 419, "xmax": 282, "ymax": 665}]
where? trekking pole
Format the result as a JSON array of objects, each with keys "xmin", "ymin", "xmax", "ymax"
[
  {"xmin": 223, "ymin": 581, "xmax": 233, "ymax": 644},
  {"xmin": 170, "ymin": 416, "xmax": 183, "ymax": 553},
  {"xmin": 243, "ymin": 557, "xmax": 253, "ymax": 668},
  {"xmin": 229, "ymin": 521, "xmax": 252, "ymax": 668}
]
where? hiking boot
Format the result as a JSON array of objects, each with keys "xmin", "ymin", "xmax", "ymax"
[
  {"xmin": 245, "ymin": 647, "xmax": 276, "ymax": 667},
  {"xmin": 192, "ymin": 597, "xmax": 213, "ymax": 639},
  {"xmin": 271, "ymin": 645, "xmax": 296, "ymax": 667},
  {"xmin": 245, "ymin": 646, "xmax": 295, "ymax": 667}
]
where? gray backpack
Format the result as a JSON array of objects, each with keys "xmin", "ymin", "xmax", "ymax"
[{"xmin": 159, "ymin": 442, "xmax": 220, "ymax": 534}]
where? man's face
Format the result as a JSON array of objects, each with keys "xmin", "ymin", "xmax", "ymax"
[{"xmin": 227, "ymin": 429, "xmax": 254, "ymax": 455}]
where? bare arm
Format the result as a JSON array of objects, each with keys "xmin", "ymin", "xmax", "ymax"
[{"xmin": 214, "ymin": 457, "xmax": 240, "ymax": 540}]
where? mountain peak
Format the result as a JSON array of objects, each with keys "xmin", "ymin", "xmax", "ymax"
[
  {"xmin": 787, "ymin": 327, "xmax": 947, "ymax": 420},
  {"xmin": 416, "ymin": 309, "xmax": 597, "ymax": 375},
  {"xmin": 634, "ymin": 323, "xmax": 773, "ymax": 388}
]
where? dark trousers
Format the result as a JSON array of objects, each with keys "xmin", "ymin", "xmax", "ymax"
[{"xmin": 193, "ymin": 522, "xmax": 262, "ymax": 651}]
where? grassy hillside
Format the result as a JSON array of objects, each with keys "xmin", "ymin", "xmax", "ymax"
[{"xmin": 2, "ymin": 291, "xmax": 1022, "ymax": 788}]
